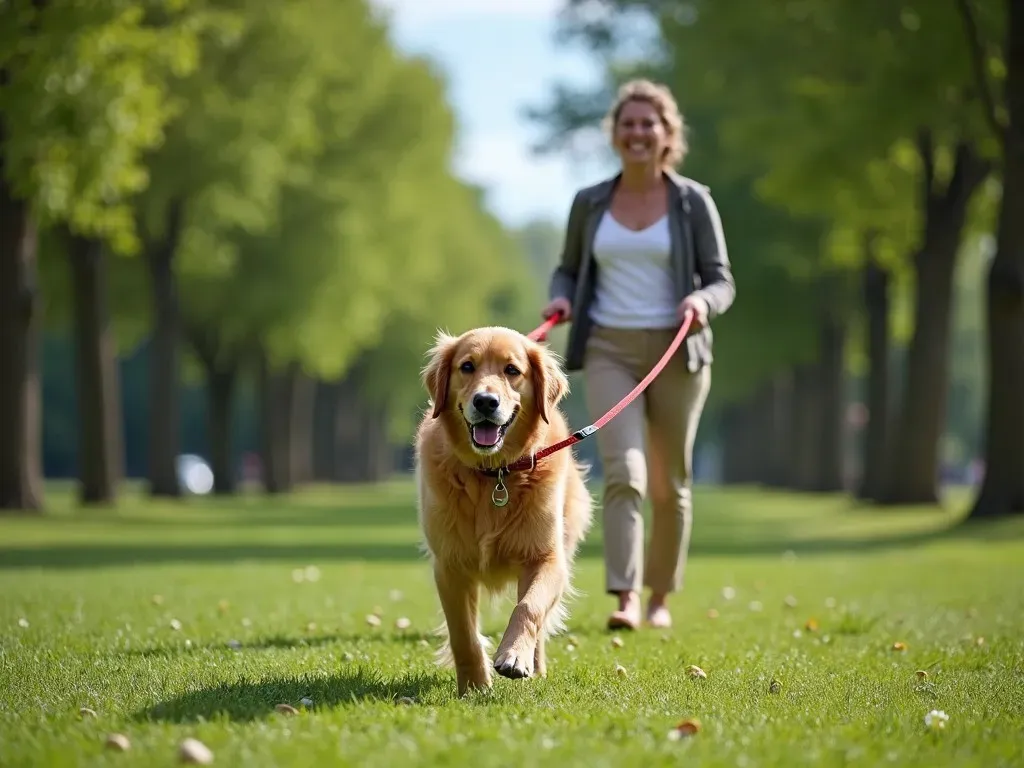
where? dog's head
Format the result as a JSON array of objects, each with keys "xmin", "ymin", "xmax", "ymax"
[{"xmin": 421, "ymin": 326, "xmax": 569, "ymax": 460}]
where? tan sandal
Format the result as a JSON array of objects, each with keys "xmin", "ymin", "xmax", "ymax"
[
  {"xmin": 607, "ymin": 607, "xmax": 641, "ymax": 630},
  {"xmin": 647, "ymin": 605, "xmax": 672, "ymax": 628}
]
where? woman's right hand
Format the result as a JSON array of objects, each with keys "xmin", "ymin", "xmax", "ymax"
[{"xmin": 542, "ymin": 297, "xmax": 572, "ymax": 322}]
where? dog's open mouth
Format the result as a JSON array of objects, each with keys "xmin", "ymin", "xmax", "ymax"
[{"xmin": 467, "ymin": 409, "xmax": 518, "ymax": 452}]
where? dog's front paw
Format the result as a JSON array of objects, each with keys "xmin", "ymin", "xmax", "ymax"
[{"xmin": 493, "ymin": 647, "xmax": 534, "ymax": 679}]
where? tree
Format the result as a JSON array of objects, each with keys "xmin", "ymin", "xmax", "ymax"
[
  {"xmin": 662, "ymin": 0, "xmax": 998, "ymax": 504},
  {"xmin": 0, "ymin": 0, "xmax": 217, "ymax": 509},
  {"xmin": 527, "ymin": 8, "xmax": 854, "ymax": 489},
  {"xmin": 964, "ymin": 0, "xmax": 1024, "ymax": 519},
  {"xmin": 131, "ymin": 0, "xmax": 363, "ymax": 496}
]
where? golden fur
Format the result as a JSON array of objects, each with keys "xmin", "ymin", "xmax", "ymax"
[{"xmin": 414, "ymin": 326, "xmax": 593, "ymax": 696}]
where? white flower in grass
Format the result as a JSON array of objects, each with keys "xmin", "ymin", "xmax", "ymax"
[{"xmin": 924, "ymin": 709, "xmax": 949, "ymax": 731}]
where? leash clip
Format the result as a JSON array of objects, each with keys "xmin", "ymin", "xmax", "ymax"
[{"xmin": 491, "ymin": 468, "xmax": 510, "ymax": 508}]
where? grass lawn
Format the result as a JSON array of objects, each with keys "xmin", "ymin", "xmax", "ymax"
[{"xmin": 1, "ymin": 481, "xmax": 1022, "ymax": 767}]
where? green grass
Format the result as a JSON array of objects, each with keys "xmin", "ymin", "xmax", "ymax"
[{"xmin": 1, "ymin": 482, "xmax": 1023, "ymax": 767}]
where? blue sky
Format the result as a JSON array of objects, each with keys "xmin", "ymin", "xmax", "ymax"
[{"xmin": 372, "ymin": 0, "xmax": 616, "ymax": 228}]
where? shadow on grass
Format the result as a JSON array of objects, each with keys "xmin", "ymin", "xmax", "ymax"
[
  {"xmin": 3, "ymin": 517, "xmax": 1023, "ymax": 570},
  {"xmin": 4, "ymin": 484, "xmax": 1023, "ymax": 570},
  {"xmin": 123, "ymin": 630, "xmax": 438, "ymax": 659},
  {"xmin": 0, "ymin": 542, "xmax": 428, "ymax": 569},
  {"xmin": 137, "ymin": 666, "xmax": 447, "ymax": 723},
  {"xmin": 37, "ymin": 505, "xmax": 420, "ymax": 530}
]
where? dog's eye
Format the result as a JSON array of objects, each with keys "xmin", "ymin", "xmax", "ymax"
[
  {"xmin": 459, "ymin": 361, "xmax": 475, "ymax": 373},
  {"xmin": 504, "ymin": 364, "xmax": 521, "ymax": 377}
]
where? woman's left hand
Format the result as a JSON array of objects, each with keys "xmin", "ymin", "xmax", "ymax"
[{"xmin": 677, "ymin": 294, "xmax": 709, "ymax": 330}]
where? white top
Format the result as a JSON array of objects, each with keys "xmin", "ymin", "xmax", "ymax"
[{"xmin": 589, "ymin": 211, "xmax": 678, "ymax": 329}]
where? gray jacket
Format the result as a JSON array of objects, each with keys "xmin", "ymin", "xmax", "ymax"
[{"xmin": 548, "ymin": 169, "xmax": 736, "ymax": 372}]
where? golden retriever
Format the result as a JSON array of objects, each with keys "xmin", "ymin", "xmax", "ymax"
[{"xmin": 414, "ymin": 326, "xmax": 593, "ymax": 696}]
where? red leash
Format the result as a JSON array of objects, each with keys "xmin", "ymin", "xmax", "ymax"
[
  {"xmin": 526, "ymin": 312, "xmax": 563, "ymax": 343},
  {"xmin": 503, "ymin": 309, "xmax": 695, "ymax": 474}
]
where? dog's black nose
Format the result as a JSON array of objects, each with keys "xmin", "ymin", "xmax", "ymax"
[{"xmin": 472, "ymin": 392, "xmax": 500, "ymax": 416}]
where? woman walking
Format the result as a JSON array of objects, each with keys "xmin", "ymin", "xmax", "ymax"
[{"xmin": 542, "ymin": 79, "xmax": 735, "ymax": 630}]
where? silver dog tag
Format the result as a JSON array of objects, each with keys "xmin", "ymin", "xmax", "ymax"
[{"xmin": 491, "ymin": 469, "xmax": 510, "ymax": 508}]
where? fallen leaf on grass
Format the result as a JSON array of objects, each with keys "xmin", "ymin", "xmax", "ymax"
[
  {"xmin": 179, "ymin": 738, "xmax": 213, "ymax": 764},
  {"xmin": 687, "ymin": 665, "xmax": 707, "ymax": 680},
  {"xmin": 105, "ymin": 733, "xmax": 131, "ymax": 751},
  {"xmin": 667, "ymin": 718, "xmax": 702, "ymax": 740}
]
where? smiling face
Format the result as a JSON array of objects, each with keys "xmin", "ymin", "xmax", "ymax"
[
  {"xmin": 422, "ymin": 327, "xmax": 568, "ymax": 462},
  {"xmin": 612, "ymin": 97, "xmax": 669, "ymax": 169}
]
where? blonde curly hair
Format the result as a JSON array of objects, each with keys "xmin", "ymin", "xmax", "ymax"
[{"xmin": 602, "ymin": 79, "xmax": 688, "ymax": 168}]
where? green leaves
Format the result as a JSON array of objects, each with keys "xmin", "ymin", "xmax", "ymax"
[{"xmin": 0, "ymin": 0, "xmax": 233, "ymax": 253}]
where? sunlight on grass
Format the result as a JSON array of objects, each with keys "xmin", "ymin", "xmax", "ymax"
[{"xmin": 1, "ymin": 482, "xmax": 1022, "ymax": 767}]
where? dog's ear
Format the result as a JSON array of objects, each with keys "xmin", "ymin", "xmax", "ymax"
[
  {"xmin": 528, "ymin": 343, "xmax": 569, "ymax": 425},
  {"xmin": 422, "ymin": 331, "xmax": 458, "ymax": 419}
]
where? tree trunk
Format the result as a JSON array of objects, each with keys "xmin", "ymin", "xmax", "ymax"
[
  {"xmin": 0, "ymin": 145, "xmax": 44, "ymax": 512},
  {"xmin": 858, "ymin": 246, "xmax": 891, "ymax": 501},
  {"xmin": 186, "ymin": 324, "xmax": 238, "ymax": 495},
  {"xmin": 289, "ymin": 370, "xmax": 316, "ymax": 485},
  {"xmin": 745, "ymin": 381, "xmax": 785, "ymax": 485},
  {"xmin": 260, "ymin": 355, "xmax": 297, "ymax": 494},
  {"xmin": 719, "ymin": 405, "xmax": 746, "ymax": 485},
  {"xmin": 788, "ymin": 364, "xmax": 820, "ymax": 491},
  {"xmin": 206, "ymin": 366, "xmax": 237, "ymax": 495},
  {"xmin": 880, "ymin": 138, "xmax": 989, "ymax": 505},
  {"xmin": 813, "ymin": 316, "xmax": 847, "ymax": 493},
  {"xmin": 762, "ymin": 370, "xmax": 794, "ymax": 488},
  {"xmin": 969, "ymin": 0, "xmax": 1024, "ymax": 519},
  {"xmin": 331, "ymin": 362, "xmax": 394, "ymax": 483},
  {"xmin": 68, "ymin": 233, "xmax": 123, "ymax": 505},
  {"xmin": 145, "ymin": 199, "xmax": 185, "ymax": 498},
  {"xmin": 312, "ymin": 379, "xmax": 338, "ymax": 481},
  {"xmin": 720, "ymin": 398, "xmax": 766, "ymax": 485}
]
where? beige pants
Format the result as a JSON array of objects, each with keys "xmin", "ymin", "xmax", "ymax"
[{"xmin": 583, "ymin": 325, "xmax": 712, "ymax": 596}]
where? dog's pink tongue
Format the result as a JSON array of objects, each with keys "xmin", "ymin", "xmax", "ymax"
[{"xmin": 472, "ymin": 423, "xmax": 500, "ymax": 446}]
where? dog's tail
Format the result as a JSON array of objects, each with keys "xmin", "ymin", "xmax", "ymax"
[
  {"xmin": 541, "ymin": 571, "xmax": 582, "ymax": 639},
  {"xmin": 432, "ymin": 621, "xmax": 493, "ymax": 668}
]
